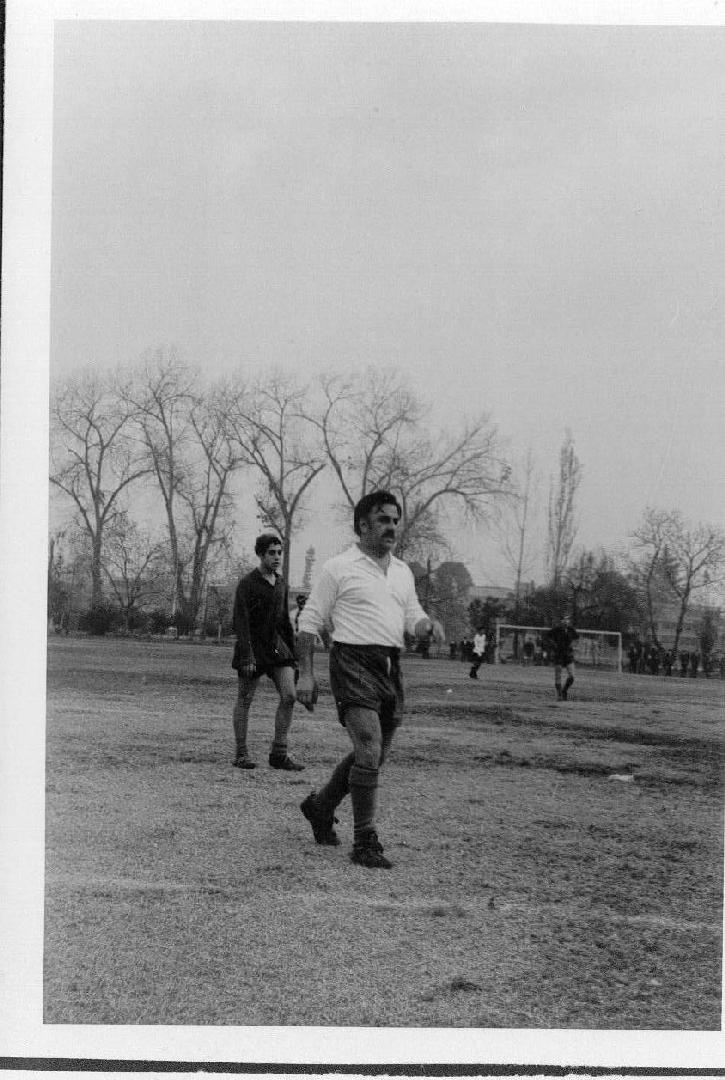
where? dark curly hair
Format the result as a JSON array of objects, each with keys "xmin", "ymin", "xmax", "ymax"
[
  {"xmin": 353, "ymin": 490, "xmax": 402, "ymax": 536},
  {"xmin": 255, "ymin": 533, "xmax": 282, "ymax": 557}
]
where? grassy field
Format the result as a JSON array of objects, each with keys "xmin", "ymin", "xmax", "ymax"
[{"xmin": 44, "ymin": 635, "xmax": 723, "ymax": 1029}]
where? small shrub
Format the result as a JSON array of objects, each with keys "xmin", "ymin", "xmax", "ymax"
[
  {"xmin": 148, "ymin": 609, "xmax": 171, "ymax": 635},
  {"xmin": 78, "ymin": 603, "xmax": 120, "ymax": 636}
]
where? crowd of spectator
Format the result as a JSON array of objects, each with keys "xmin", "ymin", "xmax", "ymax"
[{"xmin": 626, "ymin": 640, "xmax": 725, "ymax": 678}]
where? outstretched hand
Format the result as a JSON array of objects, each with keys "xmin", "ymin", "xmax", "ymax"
[
  {"xmin": 296, "ymin": 672, "xmax": 318, "ymax": 713},
  {"xmin": 415, "ymin": 618, "xmax": 445, "ymax": 644}
]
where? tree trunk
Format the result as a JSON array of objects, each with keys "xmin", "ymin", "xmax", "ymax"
[
  {"xmin": 91, "ymin": 535, "xmax": 104, "ymax": 608},
  {"xmin": 282, "ymin": 528, "xmax": 292, "ymax": 589},
  {"xmin": 643, "ymin": 563, "xmax": 661, "ymax": 649},
  {"xmin": 671, "ymin": 589, "xmax": 691, "ymax": 658}
]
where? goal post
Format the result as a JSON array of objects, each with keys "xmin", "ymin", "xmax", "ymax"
[{"xmin": 494, "ymin": 623, "xmax": 623, "ymax": 673}]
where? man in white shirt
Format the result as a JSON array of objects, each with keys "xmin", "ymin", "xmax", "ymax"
[
  {"xmin": 296, "ymin": 490, "xmax": 443, "ymax": 869},
  {"xmin": 469, "ymin": 627, "xmax": 487, "ymax": 679}
]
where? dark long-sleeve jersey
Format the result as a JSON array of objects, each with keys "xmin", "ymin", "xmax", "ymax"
[
  {"xmin": 547, "ymin": 624, "xmax": 580, "ymax": 665},
  {"xmin": 232, "ymin": 569, "xmax": 295, "ymax": 669}
]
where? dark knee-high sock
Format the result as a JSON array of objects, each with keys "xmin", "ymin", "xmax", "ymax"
[
  {"xmin": 349, "ymin": 764, "xmax": 379, "ymax": 842},
  {"xmin": 317, "ymin": 751, "xmax": 354, "ymax": 809},
  {"xmin": 564, "ymin": 675, "xmax": 574, "ymax": 691}
]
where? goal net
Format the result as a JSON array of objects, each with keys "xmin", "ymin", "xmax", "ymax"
[{"xmin": 494, "ymin": 623, "xmax": 623, "ymax": 673}]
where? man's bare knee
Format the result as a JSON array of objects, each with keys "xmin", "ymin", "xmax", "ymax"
[
  {"xmin": 279, "ymin": 688, "xmax": 296, "ymax": 710},
  {"xmin": 356, "ymin": 743, "xmax": 381, "ymax": 770},
  {"xmin": 352, "ymin": 725, "xmax": 382, "ymax": 769}
]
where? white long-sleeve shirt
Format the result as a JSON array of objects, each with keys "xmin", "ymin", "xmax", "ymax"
[{"xmin": 297, "ymin": 545, "xmax": 429, "ymax": 648}]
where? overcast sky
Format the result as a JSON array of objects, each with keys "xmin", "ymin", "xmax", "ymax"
[
  {"xmin": 49, "ymin": 18, "xmax": 725, "ymax": 584},
  {"xmin": 4, "ymin": 5, "xmax": 725, "ymax": 1069}
]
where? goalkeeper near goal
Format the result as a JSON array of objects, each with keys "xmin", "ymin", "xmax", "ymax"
[{"xmin": 547, "ymin": 614, "xmax": 580, "ymax": 700}]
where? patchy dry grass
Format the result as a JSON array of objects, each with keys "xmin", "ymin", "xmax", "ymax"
[{"xmin": 44, "ymin": 636, "xmax": 723, "ymax": 1028}]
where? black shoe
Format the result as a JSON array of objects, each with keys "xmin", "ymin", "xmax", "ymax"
[
  {"xmin": 469, "ymin": 670, "xmax": 478, "ymax": 679},
  {"xmin": 300, "ymin": 791, "xmax": 340, "ymax": 846},
  {"xmin": 233, "ymin": 755, "xmax": 257, "ymax": 769},
  {"xmin": 561, "ymin": 688, "xmax": 568, "ymax": 701},
  {"xmin": 269, "ymin": 752, "xmax": 305, "ymax": 771},
  {"xmin": 350, "ymin": 830, "xmax": 392, "ymax": 869}
]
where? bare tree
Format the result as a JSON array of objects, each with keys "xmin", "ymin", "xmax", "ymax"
[
  {"xmin": 630, "ymin": 508, "xmax": 674, "ymax": 648},
  {"xmin": 309, "ymin": 368, "xmax": 420, "ymax": 509},
  {"xmin": 494, "ymin": 447, "xmax": 540, "ymax": 618},
  {"xmin": 634, "ymin": 509, "xmax": 725, "ymax": 656},
  {"xmin": 121, "ymin": 349, "xmax": 244, "ymax": 630},
  {"xmin": 547, "ymin": 431, "xmax": 582, "ymax": 590},
  {"xmin": 225, "ymin": 370, "xmax": 326, "ymax": 585},
  {"xmin": 309, "ymin": 366, "xmax": 512, "ymax": 559},
  {"xmin": 50, "ymin": 368, "xmax": 150, "ymax": 607},
  {"xmin": 181, "ymin": 383, "xmax": 246, "ymax": 626},
  {"xmin": 102, "ymin": 514, "xmax": 167, "ymax": 630}
]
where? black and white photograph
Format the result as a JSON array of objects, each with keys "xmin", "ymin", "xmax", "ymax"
[{"xmin": 1, "ymin": 0, "xmax": 724, "ymax": 1072}]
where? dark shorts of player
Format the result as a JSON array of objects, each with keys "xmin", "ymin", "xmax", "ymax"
[
  {"xmin": 238, "ymin": 659, "xmax": 296, "ymax": 682},
  {"xmin": 329, "ymin": 642, "xmax": 404, "ymax": 728},
  {"xmin": 553, "ymin": 653, "xmax": 575, "ymax": 666}
]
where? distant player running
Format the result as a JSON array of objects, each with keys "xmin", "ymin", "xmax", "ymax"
[
  {"xmin": 547, "ymin": 614, "xmax": 580, "ymax": 700},
  {"xmin": 469, "ymin": 628, "xmax": 487, "ymax": 679}
]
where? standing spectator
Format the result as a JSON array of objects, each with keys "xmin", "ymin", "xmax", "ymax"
[
  {"xmin": 293, "ymin": 593, "xmax": 307, "ymax": 637},
  {"xmin": 627, "ymin": 641, "xmax": 639, "ymax": 674},
  {"xmin": 295, "ymin": 490, "xmax": 443, "ymax": 870},
  {"xmin": 230, "ymin": 534, "xmax": 304, "ymax": 772},
  {"xmin": 663, "ymin": 649, "xmax": 674, "ymax": 677},
  {"xmin": 546, "ymin": 614, "xmax": 580, "ymax": 701},
  {"xmin": 679, "ymin": 651, "xmax": 690, "ymax": 678},
  {"xmin": 689, "ymin": 651, "xmax": 700, "ymax": 678},
  {"xmin": 469, "ymin": 627, "xmax": 487, "ymax": 679}
]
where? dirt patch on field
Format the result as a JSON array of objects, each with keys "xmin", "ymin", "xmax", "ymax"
[{"xmin": 44, "ymin": 637, "xmax": 723, "ymax": 1028}]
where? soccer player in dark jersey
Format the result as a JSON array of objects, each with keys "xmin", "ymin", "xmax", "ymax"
[
  {"xmin": 230, "ymin": 534, "xmax": 304, "ymax": 771},
  {"xmin": 547, "ymin": 614, "xmax": 580, "ymax": 700}
]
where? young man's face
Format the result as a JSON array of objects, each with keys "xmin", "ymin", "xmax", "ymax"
[
  {"xmin": 359, "ymin": 503, "xmax": 401, "ymax": 554},
  {"xmin": 260, "ymin": 543, "xmax": 283, "ymax": 574}
]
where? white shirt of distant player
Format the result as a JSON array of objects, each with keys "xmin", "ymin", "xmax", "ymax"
[
  {"xmin": 297, "ymin": 544, "xmax": 429, "ymax": 648},
  {"xmin": 473, "ymin": 632, "xmax": 487, "ymax": 656}
]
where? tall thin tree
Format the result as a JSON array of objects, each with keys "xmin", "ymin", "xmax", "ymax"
[
  {"xmin": 50, "ymin": 368, "xmax": 150, "ymax": 607},
  {"xmin": 225, "ymin": 370, "xmax": 326, "ymax": 585},
  {"xmin": 121, "ymin": 349, "xmax": 244, "ymax": 629},
  {"xmin": 547, "ymin": 431, "xmax": 582, "ymax": 592}
]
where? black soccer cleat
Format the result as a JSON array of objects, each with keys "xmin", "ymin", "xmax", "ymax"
[
  {"xmin": 350, "ymin": 830, "xmax": 392, "ymax": 870},
  {"xmin": 300, "ymin": 791, "xmax": 340, "ymax": 845},
  {"xmin": 269, "ymin": 752, "xmax": 305, "ymax": 771},
  {"xmin": 233, "ymin": 755, "xmax": 257, "ymax": 769}
]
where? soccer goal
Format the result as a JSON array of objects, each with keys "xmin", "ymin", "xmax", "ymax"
[{"xmin": 494, "ymin": 623, "xmax": 623, "ymax": 673}]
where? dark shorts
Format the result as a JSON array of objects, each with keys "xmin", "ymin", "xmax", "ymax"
[
  {"xmin": 238, "ymin": 659, "xmax": 295, "ymax": 682},
  {"xmin": 329, "ymin": 642, "xmax": 404, "ymax": 728}
]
